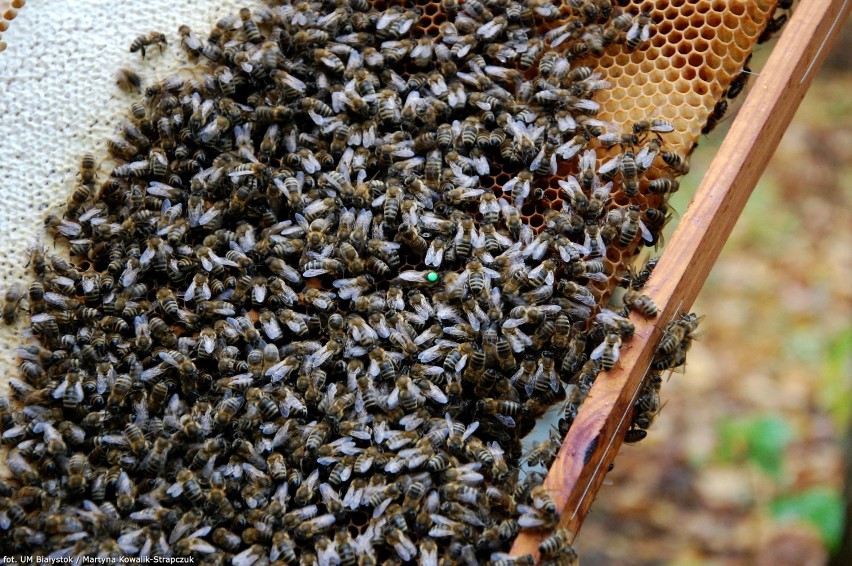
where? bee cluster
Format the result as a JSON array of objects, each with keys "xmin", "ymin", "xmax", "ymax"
[{"xmin": 1, "ymin": 0, "xmax": 700, "ymax": 563}]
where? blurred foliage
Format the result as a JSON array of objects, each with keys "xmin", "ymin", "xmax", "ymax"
[
  {"xmin": 771, "ymin": 488, "xmax": 844, "ymax": 552},
  {"xmin": 581, "ymin": 23, "xmax": 850, "ymax": 566},
  {"xmin": 820, "ymin": 327, "xmax": 852, "ymax": 428},
  {"xmin": 716, "ymin": 415, "xmax": 794, "ymax": 479}
]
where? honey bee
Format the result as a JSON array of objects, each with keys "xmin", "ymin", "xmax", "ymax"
[
  {"xmin": 518, "ymin": 37, "xmax": 544, "ymax": 69},
  {"xmin": 591, "ymin": 331, "xmax": 622, "ymax": 370},
  {"xmin": 727, "ymin": 62, "xmax": 752, "ymax": 99},
  {"xmin": 114, "ymin": 68, "xmax": 142, "ymax": 94},
  {"xmin": 626, "ymin": 11, "xmax": 652, "ymax": 50},
  {"xmin": 623, "ymin": 289, "xmax": 658, "ymax": 318},
  {"xmin": 539, "ymin": 528, "xmax": 578, "ymax": 563},
  {"xmin": 2, "ymin": 283, "xmax": 25, "ymax": 325},
  {"xmin": 129, "ymin": 32, "xmax": 168, "ymax": 58},
  {"xmin": 702, "ymin": 99, "xmax": 729, "ymax": 135},
  {"xmin": 66, "ymin": 453, "xmax": 90, "ymax": 494},
  {"xmin": 619, "ymin": 204, "xmax": 653, "ymax": 246},
  {"xmin": 657, "ymin": 312, "xmax": 701, "ymax": 355},
  {"xmin": 176, "ymin": 24, "xmax": 202, "ymax": 59},
  {"xmin": 392, "ymin": 224, "xmax": 427, "ymax": 256}
]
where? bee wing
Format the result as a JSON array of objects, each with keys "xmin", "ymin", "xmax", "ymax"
[
  {"xmin": 166, "ymin": 481, "xmax": 184, "ymax": 497},
  {"xmin": 510, "ymin": 365, "xmax": 527, "ymax": 386},
  {"xmin": 493, "ymin": 414, "xmax": 516, "ymax": 428},
  {"xmin": 549, "ymin": 369, "xmax": 560, "ymax": 392},
  {"xmin": 421, "ymin": 381, "xmax": 448, "ymax": 404},
  {"xmin": 455, "ymin": 353, "xmax": 469, "ymax": 373},
  {"xmin": 636, "ymin": 145, "xmax": 657, "ymax": 169},
  {"xmin": 590, "ymin": 340, "xmax": 607, "ymax": 361},
  {"xmin": 523, "ymin": 372, "xmax": 540, "ymax": 397},
  {"xmin": 51, "ymin": 379, "xmax": 69, "ymax": 399},
  {"xmin": 183, "ymin": 278, "xmax": 197, "ymax": 302},
  {"xmin": 501, "ymin": 317, "xmax": 524, "ymax": 329},
  {"xmin": 580, "ymin": 149, "xmax": 597, "ymax": 171},
  {"xmin": 386, "ymin": 386, "xmax": 400, "ymax": 409},
  {"xmin": 529, "ymin": 146, "xmax": 547, "ymax": 171},
  {"xmin": 626, "ymin": 21, "xmax": 641, "ymax": 42},
  {"xmin": 518, "ymin": 224, "xmax": 534, "ymax": 245},
  {"xmin": 418, "ymin": 344, "xmax": 443, "ymax": 363},
  {"xmin": 462, "ymin": 421, "xmax": 480, "ymax": 441},
  {"xmin": 399, "ymin": 270, "xmax": 426, "ymax": 282},
  {"xmin": 425, "ymin": 242, "xmax": 442, "ymax": 267},
  {"xmin": 448, "ymin": 84, "xmax": 466, "ymax": 109},
  {"xmin": 599, "ymin": 131, "xmax": 625, "ymax": 145},
  {"xmin": 598, "ymin": 155, "xmax": 621, "ymax": 176},
  {"xmin": 261, "ymin": 317, "xmax": 282, "ymax": 340}
]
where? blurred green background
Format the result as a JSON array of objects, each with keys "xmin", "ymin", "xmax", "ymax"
[{"xmin": 579, "ymin": 20, "xmax": 852, "ymax": 566}]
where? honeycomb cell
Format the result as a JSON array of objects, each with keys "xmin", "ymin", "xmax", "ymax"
[
  {"xmin": 673, "ymin": 15, "xmax": 690, "ymax": 31},
  {"xmin": 606, "ymin": 246, "xmax": 623, "ymax": 263},
  {"xmin": 685, "ymin": 92, "xmax": 704, "ymax": 108},
  {"xmin": 529, "ymin": 214, "xmax": 543, "ymax": 229},
  {"xmin": 660, "ymin": 106, "xmax": 678, "ymax": 120},
  {"xmin": 741, "ymin": 18, "xmax": 759, "ymax": 36},
  {"xmin": 723, "ymin": 57, "xmax": 742, "ymax": 75},
  {"xmin": 729, "ymin": 1, "xmax": 747, "ymax": 16},
  {"xmin": 677, "ymin": 40, "xmax": 693, "ymax": 55},
  {"xmin": 706, "ymin": 52, "xmax": 723, "ymax": 70},
  {"xmin": 687, "ymin": 52, "xmax": 704, "ymax": 69},
  {"xmin": 642, "ymin": 82, "xmax": 658, "ymax": 97}
]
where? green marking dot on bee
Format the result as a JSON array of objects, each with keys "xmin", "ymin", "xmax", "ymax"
[{"xmin": 426, "ymin": 271, "xmax": 439, "ymax": 283}]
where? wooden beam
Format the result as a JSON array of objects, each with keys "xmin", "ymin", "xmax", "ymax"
[{"xmin": 510, "ymin": 0, "xmax": 852, "ymax": 560}]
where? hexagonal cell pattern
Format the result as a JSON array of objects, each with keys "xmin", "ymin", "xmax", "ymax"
[{"xmin": 551, "ymin": 0, "xmax": 779, "ymax": 155}]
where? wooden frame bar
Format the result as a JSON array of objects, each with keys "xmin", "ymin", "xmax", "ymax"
[{"xmin": 511, "ymin": 0, "xmax": 851, "ymax": 559}]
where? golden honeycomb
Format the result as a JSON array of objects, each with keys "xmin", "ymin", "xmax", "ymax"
[
  {"xmin": 578, "ymin": 0, "xmax": 779, "ymax": 154},
  {"xmin": 386, "ymin": 0, "xmax": 782, "ymax": 297},
  {"xmin": 543, "ymin": 0, "xmax": 781, "ymax": 300}
]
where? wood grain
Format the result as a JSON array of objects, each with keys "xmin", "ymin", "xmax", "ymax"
[{"xmin": 510, "ymin": 0, "xmax": 852, "ymax": 559}]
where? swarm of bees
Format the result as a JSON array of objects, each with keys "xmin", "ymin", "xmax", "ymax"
[{"xmin": 0, "ymin": 0, "xmax": 708, "ymax": 563}]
